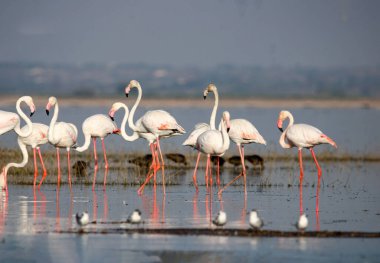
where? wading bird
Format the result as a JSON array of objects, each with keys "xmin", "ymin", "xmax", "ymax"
[
  {"xmin": 212, "ymin": 210, "xmax": 227, "ymax": 227},
  {"xmin": 124, "ymin": 80, "xmax": 185, "ymax": 195},
  {"xmin": 277, "ymin": 110, "xmax": 337, "ymax": 181},
  {"xmin": 195, "ymin": 111, "xmax": 231, "ymax": 188},
  {"xmin": 75, "ymin": 114, "xmax": 121, "ymax": 190},
  {"xmin": 46, "ymin": 97, "xmax": 78, "ymax": 187},
  {"xmin": 249, "ymin": 209, "xmax": 264, "ymax": 230},
  {"xmin": 183, "ymin": 84, "xmax": 221, "ymax": 189}
]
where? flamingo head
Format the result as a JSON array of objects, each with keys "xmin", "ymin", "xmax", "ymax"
[
  {"xmin": 203, "ymin": 83, "xmax": 217, "ymax": 99},
  {"xmin": 108, "ymin": 102, "xmax": 128, "ymax": 121},
  {"xmin": 277, "ymin": 110, "xmax": 291, "ymax": 132},
  {"xmin": 46, "ymin": 96, "xmax": 57, "ymax": 116},
  {"xmin": 20, "ymin": 96, "xmax": 36, "ymax": 117},
  {"xmin": 125, "ymin": 80, "xmax": 141, "ymax": 97},
  {"xmin": 222, "ymin": 111, "xmax": 231, "ymax": 132}
]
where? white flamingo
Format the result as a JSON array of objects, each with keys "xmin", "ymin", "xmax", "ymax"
[
  {"xmin": 46, "ymin": 97, "xmax": 78, "ymax": 187},
  {"xmin": 219, "ymin": 118, "xmax": 266, "ymax": 194},
  {"xmin": 76, "ymin": 114, "xmax": 121, "ymax": 190},
  {"xmin": 277, "ymin": 110, "xmax": 337, "ymax": 181},
  {"xmin": 183, "ymin": 84, "xmax": 219, "ymax": 189},
  {"xmin": 195, "ymin": 111, "xmax": 231, "ymax": 189},
  {"xmin": 0, "ymin": 96, "xmax": 35, "ymax": 190},
  {"xmin": 0, "ymin": 96, "xmax": 35, "ymax": 137},
  {"xmin": 125, "ymin": 80, "xmax": 186, "ymax": 195},
  {"xmin": 18, "ymin": 123, "xmax": 49, "ymax": 188}
]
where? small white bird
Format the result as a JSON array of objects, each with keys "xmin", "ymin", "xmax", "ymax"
[
  {"xmin": 127, "ymin": 209, "xmax": 142, "ymax": 224},
  {"xmin": 76, "ymin": 211, "xmax": 90, "ymax": 226},
  {"xmin": 296, "ymin": 213, "xmax": 308, "ymax": 231},
  {"xmin": 249, "ymin": 209, "xmax": 264, "ymax": 230},
  {"xmin": 212, "ymin": 211, "xmax": 227, "ymax": 227}
]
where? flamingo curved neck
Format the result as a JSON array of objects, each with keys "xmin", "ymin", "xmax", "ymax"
[
  {"xmin": 4, "ymin": 138, "xmax": 28, "ymax": 175},
  {"xmin": 75, "ymin": 133, "xmax": 91, "ymax": 152},
  {"xmin": 210, "ymin": 89, "xmax": 219, "ymax": 130},
  {"xmin": 219, "ymin": 119, "xmax": 230, "ymax": 152},
  {"xmin": 120, "ymin": 103, "xmax": 139, "ymax": 141},
  {"xmin": 14, "ymin": 97, "xmax": 33, "ymax": 138},
  {"xmin": 128, "ymin": 84, "xmax": 142, "ymax": 132},
  {"xmin": 48, "ymin": 102, "xmax": 59, "ymax": 144},
  {"xmin": 279, "ymin": 112, "xmax": 294, "ymax": 149}
]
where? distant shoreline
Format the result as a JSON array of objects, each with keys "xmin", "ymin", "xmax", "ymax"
[{"xmin": 1, "ymin": 95, "xmax": 379, "ymax": 109}]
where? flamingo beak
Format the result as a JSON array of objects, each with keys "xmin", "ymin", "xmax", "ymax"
[
  {"xmin": 46, "ymin": 109, "xmax": 49, "ymax": 116},
  {"xmin": 203, "ymin": 95, "xmax": 206, "ymax": 100},
  {"xmin": 109, "ymin": 116, "xmax": 114, "ymax": 121},
  {"xmin": 30, "ymin": 111, "xmax": 35, "ymax": 117},
  {"xmin": 109, "ymin": 109, "xmax": 115, "ymax": 121},
  {"xmin": 277, "ymin": 119, "xmax": 283, "ymax": 132},
  {"xmin": 125, "ymin": 84, "xmax": 131, "ymax": 97},
  {"xmin": 113, "ymin": 129, "xmax": 121, "ymax": 134}
]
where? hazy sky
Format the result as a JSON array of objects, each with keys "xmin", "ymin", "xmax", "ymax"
[{"xmin": 0, "ymin": 0, "xmax": 379, "ymax": 68}]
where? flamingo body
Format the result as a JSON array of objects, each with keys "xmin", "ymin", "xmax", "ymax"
[
  {"xmin": 19, "ymin": 123, "xmax": 49, "ymax": 148},
  {"xmin": 0, "ymin": 111, "xmax": 20, "ymax": 135},
  {"xmin": 142, "ymin": 110, "xmax": 185, "ymax": 137},
  {"xmin": 197, "ymin": 129, "xmax": 229, "ymax": 157},
  {"xmin": 182, "ymin": 123, "xmax": 210, "ymax": 147},
  {"xmin": 285, "ymin": 124, "xmax": 331, "ymax": 149},
  {"xmin": 49, "ymin": 122, "xmax": 78, "ymax": 148},
  {"xmin": 81, "ymin": 114, "xmax": 117, "ymax": 139},
  {"xmin": 228, "ymin": 119, "xmax": 266, "ymax": 146}
]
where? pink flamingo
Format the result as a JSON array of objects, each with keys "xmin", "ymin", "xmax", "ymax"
[
  {"xmin": 76, "ymin": 113, "xmax": 121, "ymax": 190},
  {"xmin": 277, "ymin": 110, "xmax": 337, "ymax": 181},
  {"xmin": 195, "ymin": 111, "xmax": 231, "ymax": 189},
  {"xmin": 18, "ymin": 123, "xmax": 49, "ymax": 188},
  {"xmin": 0, "ymin": 96, "xmax": 35, "ymax": 190},
  {"xmin": 183, "ymin": 84, "xmax": 219, "ymax": 189},
  {"xmin": 125, "ymin": 80, "xmax": 186, "ymax": 195},
  {"xmin": 219, "ymin": 118, "xmax": 266, "ymax": 195},
  {"xmin": 46, "ymin": 97, "xmax": 78, "ymax": 187},
  {"xmin": 0, "ymin": 96, "xmax": 35, "ymax": 137}
]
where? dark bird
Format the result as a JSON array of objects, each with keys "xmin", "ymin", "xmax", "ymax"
[
  {"xmin": 210, "ymin": 156, "xmax": 225, "ymax": 166},
  {"xmin": 72, "ymin": 160, "xmax": 88, "ymax": 177},
  {"xmin": 165, "ymin": 153, "xmax": 188, "ymax": 165},
  {"xmin": 128, "ymin": 154, "xmax": 153, "ymax": 168},
  {"xmin": 245, "ymin": 154, "xmax": 264, "ymax": 169}
]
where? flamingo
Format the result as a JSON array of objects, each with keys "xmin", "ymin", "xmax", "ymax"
[
  {"xmin": 219, "ymin": 118, "xmax": 266, "ymax": 195},
  {"xmin": 75, "ymin": 113, "xmax": 122, "ymax": 190},
  {"xmin": 277, "ymin": 110, "xmax": 337, "ymax": 181},
  {"xmin": 183, "ymin": 83, "xmax": 219, "ymax": 189},
  {"xmin": 18, "ymin": 123, "xmax": 49, "ymax": 188},
  {"xmin": 195, "ymin": 111, "xmax": 231, "ymax": 188},
  {"xmin": 0, "ymin": 96, "xmax": 35, "ymax": 190},
  {"xmin": 46, "ymin": 97, "xmax": 78, "ymax": 187},
  {"xmin": 0, "ymin": 96, "xmax": 35, "ymax": 137},
  {"xmin": 124, "ymin": 80, "xmax": 185, "ymax": 195}
]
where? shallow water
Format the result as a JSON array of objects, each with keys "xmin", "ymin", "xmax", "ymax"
[{"xmin": 0, "ymin": 160, "xmax": 380, "ymax": 262}]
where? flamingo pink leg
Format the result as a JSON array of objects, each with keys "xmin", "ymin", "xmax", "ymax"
[
  {"xmin": 310, "ymin": 148, "xmax": 322, "ymax": 178},
  {"xmin": 67, "ymin": 149, "xmax": 72, "ymax": 188},
  {"xmin": 208, "ymin": 156, "xmax": 213, "ymax": 186},
  {"xmin": 205, "ymin": 155, "xmax": 210, "ymax": 188},
  {"xmin": 33, "ymin": 148, "xmax": 38, "ymax": 188},
  {"xmin": 155, "ymin": 137, "xmax": 166, "ymax": 194},
  {"xmin": 56, "ymin": 148, "xmax": 61, "ymax": 187},
  {"xmin": 101, "ymin": 138, "xmax": 108, "ymax": 170},
  {"xmin": 37, "ymin": 148, "xmax": 47, "ymax": 189},
  {"xmin": 92, "ymin": 167, "xmax": 97, "ymax": 191},
  {"xmin": 137, "ymin": 143, "xmax": 157, "ymax": 195},
  {"xmin": 103, "ymin": 169, "xmax": 108, "ymax": 192},
  {"xmin": 218, "ymin": 171, "xmax": 244, "ymax": 196},
  {"xmin": 298, "ymin": 149, "xmax": 304, "ymax": 180},
  {"xmin": 299, "ymin": 183, "xmax": 303, "ymax": 215},
  {"xmin": 238, "ymin": 145, "xmax": 247, "ymax": 194},
  {"xmin": 192, "ymin": 152, "xmax": 201, "ymax": 190},
  {"xmin": 93, "ymin": 138, "xmax": 98, "ymax": 171},
  {"xmin": 216, "ymin": 157, "xmax": 220, "ymax": 186}
]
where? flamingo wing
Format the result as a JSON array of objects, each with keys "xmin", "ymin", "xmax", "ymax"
[
  {"xmin": 183, "ymin": 123, "xmax": 210, "ymax": 147},
  {"xmin": 229, "ymin": 119, "xmax": 266, "ymax": 145},
  {"xmin": 286, "ymin": 123, "xmax": 324, "ymax": 148},
  {"xmin": 0, "ymin": 111, "xmax": 19, "ymax": 135}
]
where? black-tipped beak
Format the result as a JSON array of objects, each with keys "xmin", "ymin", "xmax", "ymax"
[
  {"xmin": 109, "ymin": 115, "xmax": 114, "ymax": 121},
  {"xmin": 125, "ymin": 93, "xmax": 129, "ymax": 98},
  {"xmin": 278, "ymin": 127, "xmax": 283, "ymax": 132},
  {"xmin": 227, "ymin": 127, "xmax": 230, "ymax": 133},
  {"xmin": 30, "ymin": 111, "xmax": 35, "ymax": 117},
  {"xmin": 203, "ymin": 95, "xmax": 206, "ymax": 100},
  {"xmin": 46, "ymin": 109, "xmax": 49, "ymax": 116}
]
